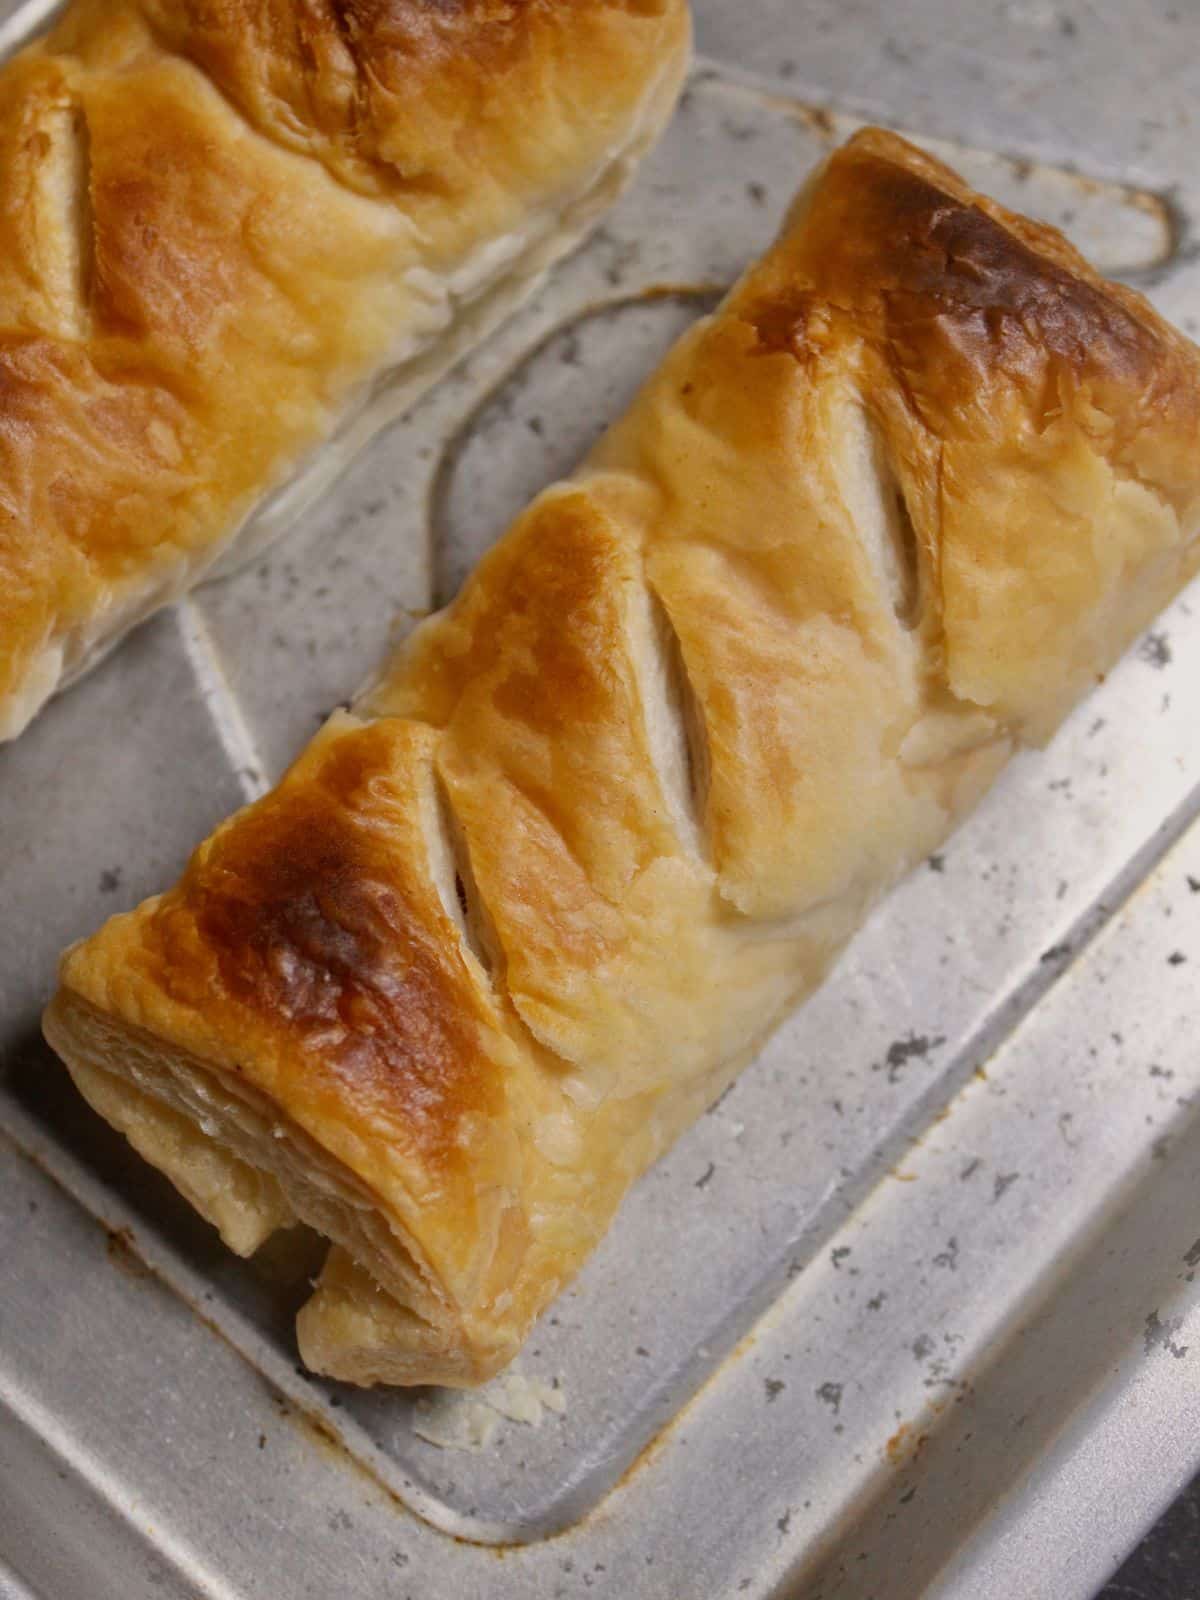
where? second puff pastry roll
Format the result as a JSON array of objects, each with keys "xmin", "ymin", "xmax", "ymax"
[
  {"xmin": 45, "ymin": 130, "xmax": 1200, "ymax": 1386},
  {"xmin": 0, "ymin": 0, "xmax": 690, "ymax": 741}
]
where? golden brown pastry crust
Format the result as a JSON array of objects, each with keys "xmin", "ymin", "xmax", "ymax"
[
  {"xmin": 46, "ymin": 129, "xmax": 1200, "ymax": 1385},
  {"xmin": 0, "ymin": 0, "xmax": 690, "ymax": 740}
]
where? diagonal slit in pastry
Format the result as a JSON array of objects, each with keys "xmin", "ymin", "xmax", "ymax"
[
  {"xmin": 627, "ymin": 576, "xmax": 711, "ymax": 859},
  {"xmin": 426, "ymin": 769, "xmax": 501, "ymax": 987},
  {"xmin": 23, "ymin": 95, "xmax": 92, "ymax": 342}
]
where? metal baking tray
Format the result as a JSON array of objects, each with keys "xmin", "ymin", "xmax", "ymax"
[{"xmin": 3, "ymin": 2, "xmax": 1199, "ymax": 1595}]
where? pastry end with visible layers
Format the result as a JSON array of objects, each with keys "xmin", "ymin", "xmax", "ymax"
[
  {"xmin": 0, "ymin": 0, "xmax": 691, "ymax": 741},
  {"xmin": 45, "ymin": 128, "xmax": 1200, "ymax": 1385}
]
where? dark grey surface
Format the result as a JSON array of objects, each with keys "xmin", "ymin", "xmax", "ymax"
[{"xmin": 1099, "ymin": 1474, "xmax": 1200, "ymax": 1600}]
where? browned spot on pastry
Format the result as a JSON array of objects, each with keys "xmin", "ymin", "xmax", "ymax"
[
  {"xmin": 0, "ymin": 335, "xmax": 196, "ymax": 574},
  {"xmin": 136, "ymin": 0, "xmax": 682, "ymax": 197},
  {"xmin": 788, "ymin": 133, "xmax": 1200, "ymax": 456},
  {"xmin": 405, "ymin": 489, "xmax": 630, "ymax": 732},
  {"xmin": 488, "ymin": 500, "xmax": 627, "ymax": 733},
  {"xmin": 165, "ymin": 723, "xmax": 498, "ymax": 1163},
  {"xmin": 86, "ymin": 82, "xmax": 269, "ymax": 352},
  {"xmin": 850, "ymin": 159, "xmax": 1161, "ymax": 375},
  {"xmin": 743, "ymin": 285, "xmax": 830, "ymax": 363}
]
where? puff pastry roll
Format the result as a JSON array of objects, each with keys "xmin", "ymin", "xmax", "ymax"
[
  {"xmin": 45, "ymin": 130, "xmax": 1200, "ymax": 1386},
  {"xmin": 0, "ymin": 0, "xmax": 690, "ymax": 742}
]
